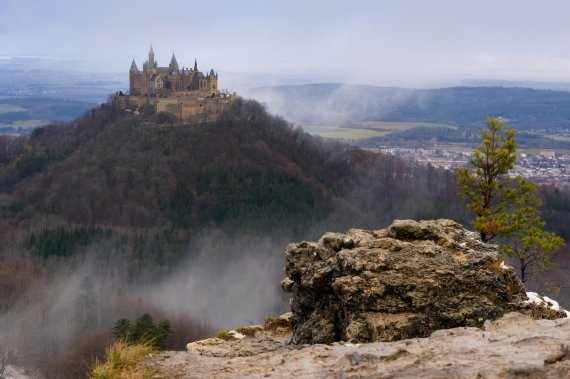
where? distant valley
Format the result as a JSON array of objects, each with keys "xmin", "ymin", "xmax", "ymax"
[
  {"xmin": 251, "ymin": 83, "xmax": 570, "ymax": 151},
  {"xmin": 0, "ymin": 97, "xmax": 96, "ymax": 135},
  {"xmin": 0, "ymin": 57, "xmax": 123, "ymax": 135}
]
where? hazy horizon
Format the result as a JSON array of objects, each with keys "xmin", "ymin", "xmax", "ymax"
[{"xmin": 2, "ymin": 0, "xmax": 570, "ymax": 91}]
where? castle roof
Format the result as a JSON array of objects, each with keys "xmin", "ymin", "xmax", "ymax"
[
  {"xmin": 170, "ymin": 53, "xmax": 178, "ymax": 66},
  {"xmin": 130, "ymin": 58, "xmax": 138, "ymax": 71}
]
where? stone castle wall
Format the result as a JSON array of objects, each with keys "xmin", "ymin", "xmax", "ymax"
[
  {"xmin": 120, "ymin": 46, "xmax": 235, "ymax": 121},
  {"xmin": 117, "ymin": 92, "xmax": 236, "ymax": 122}
]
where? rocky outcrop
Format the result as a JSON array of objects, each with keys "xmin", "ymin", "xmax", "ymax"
[
  {"xmin": 127, "ymin": 219, "xmax": 570, "ymax": 378},
  {"xmin": 133, "ymin": 312, "xmax": 570, "ymax": 378},
  {"xmin": 281, "ymin": 219, "xmax": 545, "ymax": 344}
]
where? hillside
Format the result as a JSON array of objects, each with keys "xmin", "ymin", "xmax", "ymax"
[
  {"xmin": 0, "ymin": 98, "xmax": 471, "ymax": 239},
  {"xmin": 0, "ymin": 98, "xmax": 569, "ymax": 377},
  {"xmin": 0, "ymin": 97, "xmax": 472, "ymax": 377}
]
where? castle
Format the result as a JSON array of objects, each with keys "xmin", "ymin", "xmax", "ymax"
[{"xmin": 117, "ymin": 46, "xmax": 235, "ymax": 121}]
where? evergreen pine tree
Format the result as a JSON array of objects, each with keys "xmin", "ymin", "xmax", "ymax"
[{"xmin": 457, "ymin": 117, "xmax": 564, "ymax": 282}]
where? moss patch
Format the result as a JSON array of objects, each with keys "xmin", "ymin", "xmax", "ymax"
[
  {"xmin": 215, "ymin": 329, "xmax": 235, "ymax": 341},
  {"xmin": 264, "ymin": 316, "xmax": 291, "ymax": 331},
  {"xmin": 235, "ymin": 326, "xmax": 261, "ymax": 337}
]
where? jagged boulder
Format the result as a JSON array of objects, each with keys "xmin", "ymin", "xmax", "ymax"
[{"xmin": 281, "ymin": 219, "xmax": 533, "ymax": 344}]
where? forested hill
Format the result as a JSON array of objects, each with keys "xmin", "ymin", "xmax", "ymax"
[
  {"xmin": 0, "ymin": 98, "xmax": 467, "ymax": 239},
  {"xmin": 1, "ymin": 97, "xmax": 570, "ymax": 377},
  {"xmin": 251, "ymin": 83, "xmax": 570, "ymax": 130},
  {"xmin": 1, "ymin": 97, "xmax": 569, "ymax": 261}
]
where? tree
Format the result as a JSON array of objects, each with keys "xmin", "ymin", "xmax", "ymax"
[
  {"xmin": 0, "ymin": 342, "xmax": 7, "ymax": 379},
  {"xmin": 111, "ymin": 314, "xmax": 172, "ymax": 350},
  {"xmin": 456, "ymin": 117, "xmax": 517, "ymax": 243},
  {"xmin": 73, "ymin": 276, "xmax": 98, "ymax": 330},
  {"xmin": 457, "ymin": 117, "xmax": 564, "ymax": 282},
  {"xmin": 498, "ymin": 178, "xmax": 564, "ymax": 283},
  {"xmin": 111, "ymin": 319, "xmax": 131, "ymax": 340}
]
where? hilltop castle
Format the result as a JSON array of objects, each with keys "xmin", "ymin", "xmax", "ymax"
[{"xmin": 118, "ymin": 46, "xmax": 235, "ymax": 121}]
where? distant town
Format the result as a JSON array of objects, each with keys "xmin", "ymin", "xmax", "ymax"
[{"xmin": 365, "ymin": 147, "xmax": 570, "ymax": 188}]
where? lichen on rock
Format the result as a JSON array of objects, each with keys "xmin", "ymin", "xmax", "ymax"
[{"xmin": 281, "ymin": 219, "xmax": 548, "ymax": 344}]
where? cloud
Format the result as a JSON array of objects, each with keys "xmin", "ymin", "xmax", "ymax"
[{"xmin": 2, "ymin": 1, "xmax": 570, "ymax": 86}]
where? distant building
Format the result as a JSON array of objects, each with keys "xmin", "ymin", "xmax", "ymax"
[
  {"xmin": 540, "ymin": 151, "xmax": 556, "ymax": 158},
  {"xmin": 117, "ymin": 45, "xmax": 235, "ymax": 121}
]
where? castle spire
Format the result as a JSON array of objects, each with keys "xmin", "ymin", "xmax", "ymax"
[
  {"xmin": 148, "ymin": 44, "xmax": 155, "ymax": 68},
  {"xmin": 130, "ymin": 58, "xmax": 138, "ymax": 71},
  {"xmin": 169, "ymin": 51, "xmax": 179, "ymax": 71},
  {"xmin": 194, "ymin": 58, "xmax": 198, "ymax": 71}
]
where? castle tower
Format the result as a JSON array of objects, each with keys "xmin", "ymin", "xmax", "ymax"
[
  {"xmin": 194, "ymin": 59, "xmax": 198, "ymax": 72},
  {"xmin": 130, "ymin": 58, "xmax": 139, "ymax": 72},
  {"xmin": 148, "ymin": 45, "xmax": 155, "ymax": 68},
  {"xmin": 206, "ymin": 69, "xmax": 218, "ymax": 93},
  {"xmin": 169, "ymin": 52, "xmax": 179, "ymax": 71},
  {"xmin": 129, "ymin": 58, "xmax": 142, "ymax": 95}
]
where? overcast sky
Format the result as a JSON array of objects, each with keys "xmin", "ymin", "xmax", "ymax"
[{"xmin": 2, "ymin": 0, "xmax": 570, "ymax": 88}]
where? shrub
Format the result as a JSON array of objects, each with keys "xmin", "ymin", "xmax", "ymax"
[
  {"xmin": 90, "ymin": 340, "xmax": 156, "ymax": 379},
  {"xmin": 111, "ymin": 314, "xmax": 172, "ymax": 350}
]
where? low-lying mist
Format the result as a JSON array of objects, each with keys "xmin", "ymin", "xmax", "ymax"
[
  {"xmin": 145, "ymin": 229, "xmax": 289, "ymax": 328},
  {"xmin": 246, "ymin": 83, "xmax": 422, "ymax": 126},
  {"xmin": 0, "ymin": 229, "xmax": 291, "ymax": 377}
]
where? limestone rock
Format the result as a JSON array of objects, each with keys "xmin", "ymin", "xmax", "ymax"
[
  {"xmin": 134, "ymin": 312, "xmax": 570, "ymax": 378},
  {"xmin": 282, "ymin": 219, "xmax": 536, "ymax": 344}
]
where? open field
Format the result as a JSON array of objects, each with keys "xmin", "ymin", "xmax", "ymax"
[
  {"xmin": 302, "ymin": 125, "xmax": 385, "ymax": 140},
  {"xmin": 545, "ymin": 134, "xmax": 570, "ymax": 142},
  {"xmin": 0, "ymin": 119, "xmax": 46, "ymax": 129},
  {"xmin": 303, "ymin": 121, "xmax": 457, "ymax": 140},
  {"xmin": 357, "ymin": 121, "xmax": 457, "ymax": 132},
  {"xmin": 0, "ymin": 103, "xmax": 26, "ymax": 114}
]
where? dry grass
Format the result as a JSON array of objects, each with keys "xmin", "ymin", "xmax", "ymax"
[
  {"xmin": 90, "ymin": 340, "xmax": 157, "ymax": 379},
  {"xmin": 235, "ymin": 326, "xmax": 261, "ymax": 337},
  {"xmin": 264, "ymin": 316, "xmax": 291, "ymax": 331},
  {"xmin": 522, "ymin": 302, "xmax": 563, "ymax": 320},
  {"xmin": 215, "ymin": 329, "xmax": 235, "ymax": 341}
]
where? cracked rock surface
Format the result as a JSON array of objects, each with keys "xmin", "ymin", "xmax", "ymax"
[
  {"xmin": 282, "ymin": 219, "xmax": 542, "ymax": 344},
  {"xmin": 134, "ymin": 312, "xmax": 570, "ymax": 378}
]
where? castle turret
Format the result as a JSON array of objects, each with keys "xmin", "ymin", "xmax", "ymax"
[
  {"xmin": 194, "ymin": 59, "xmax": 198, "ymax": 72},
  {"xmin": 130, "ymin": 58, "xmax": 139, "ymax": 72},
  {"xmin": 129, "ymin": 58, "xmax": 142, "ymax": 95},
  {"xmin": 148, "ymin": 45, "xmax": 155, "ymax": 68},
  {"xmin": 143, "ymin": 45, "xmax": 157, "ymax": 74},
  {"xmin": 169, "ymin": 52, "xmax": 179, "ymax": 71}
]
